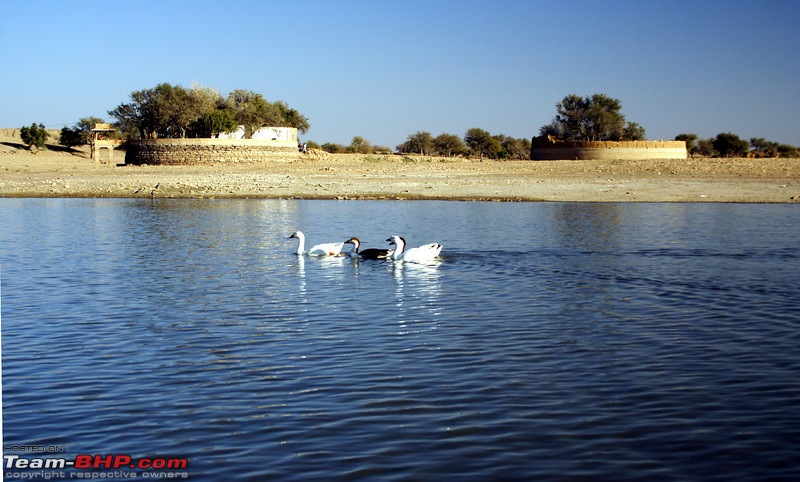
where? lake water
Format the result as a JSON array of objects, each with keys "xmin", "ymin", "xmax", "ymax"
[{"xmin": 2, "ymin": 199, "xmax": 799, "ymax": 481}]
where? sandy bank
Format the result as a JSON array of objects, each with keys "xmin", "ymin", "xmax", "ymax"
[{"xmin": 1, "ymin": 133, "xmax": 799, "ymax": 202}]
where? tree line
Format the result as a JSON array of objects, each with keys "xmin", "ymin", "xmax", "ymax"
[
  {"xmin": 312, "ymin": 93, "xmax": 645, "ymax": 158},
  {"xmin": 105, "ymin": 83, "xmax": 309, "ymax": 140},
  {"xmin": 313, "ymin": 129, "xmax": 532, "ymax": 160},
  {"xmin": 312, "ymin": 93, "xmax": 800, "ymax": 159},
  {"xmin": 675, "ymin": 132, "xmax": 798, "ymax": 158},
  {"xmin": 20, "ymin": 89, "xmax": 798, "ymax": 159}
]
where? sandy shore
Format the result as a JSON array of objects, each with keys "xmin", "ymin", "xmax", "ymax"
[{"xmin": 2, "ymin": 133, "xmax": 799, "ymax": 202}]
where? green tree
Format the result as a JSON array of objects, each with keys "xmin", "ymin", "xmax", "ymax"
[
  {"xmin": 59, "ymin": 126, "xmax": 83, "ymax": 148},
  {"xmin": 321, "ymin": 142, "xmax": 346, "ymax": 153},
  {"xmin": 517, "ymin": 137, "xmax": 532, "ymax": 159},
  {"xmin": 541, "ymin": 93, "xmax": 643, "ymax": 141},
  {"xmin": 585, "ymin": 94, "xmax": 626, "ymax": 140},
  {"xmin": 713, "ymin": 132, "xmax": 749, "ymax": 158},
  {"xmin": 539, "ymin": 119, "xmax": 565, "ymax": 139},
  {"xmin": 20, "ymin": 123, "xmax": 49, "ymax": 150},
  {"xmin": 225, "ymin": 89, "xmax": 277, "ymax": 139},
  {"xmin": 159, "ymin": 83, "xmax": 211, "ymax": 138},
  {"xmin": 749, "ymin": 137, "xmax": 779, "ymax": 158},
  {"xmin": 498, "ymin": 135, "xmax": 531, "ymax": 160},
  {"xmin": 109, "ymin": 83, "xmax": 181, "ymax": 139},
  {"xmin": 275, "ymin": 101, "xmax": 310, "ymax": 135},
  {"xmin": 140, "ymin": 84, "xmax": 177, "ymax": 138},
  {"xmin": 777, "ymin": 144, "xmax": 798, "ymax": 158},
  {"xmin": 110, "ymin": 84, "xmax": 310, "ymax": 139},
  {"xmin": 188, "ymin": 84, "xmax": 223, "ymax": 118},
  {"xmin": 193, "ymin": 109, "xmax": 238, "ymax": 138},
  {"xmin": 623, "ymin": 122, "xmax": 646, "ymax": 141},
  {"xmin": 109, "ymin": 83, "xmax": 219, "ymax": 139},
  {"xmin": 464, "ymin": 128, "xmax": 500, "ymax": 159},
  {"xmin": 398, "ymin": 131, "xmax": 434, "ymax": 155},
  {"xmin": 108, "ymin": 100, "xmax": 145, "ymax": 139},
  {"xmin": 372, "ymin": 145, "xmax": 393, "ymax": 154},
  {"xmin": 59, "ymin": 116, "xmax": 106, "ymax": 148},
  {"xmin": 696, "ymin": 138, "xmax": 716, "ymax": 157},
  {"xmin": 348, "ymin": 136, "xmax": 372, "ymax": 154},
  {"xmin": 547, "ymin": 94, "xmax": 589, "ymax": 140},
  {"xmin": 675, "ymin": 133, "xmax": 698, "ymax": 156},
  {"xmin": 433, "ymin": 133, "xmax": 467, "ymax": 157}
]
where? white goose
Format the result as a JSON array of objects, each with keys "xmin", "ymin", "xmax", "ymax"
[
  {"xmin": 386, "ymin": 235, "xmax": 442, "ymax": 263},
  {"xmin": 344, "ymin": 237, "xmax": 392, "ymax": 260},
  {"xmin": 289, "ymin": 231, "xmax": 345, "ymax": 256}
]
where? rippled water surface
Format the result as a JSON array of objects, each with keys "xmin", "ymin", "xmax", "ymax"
[{"xmin": 2, "ymin": 199, "xmax": 799, "ymax": 481}]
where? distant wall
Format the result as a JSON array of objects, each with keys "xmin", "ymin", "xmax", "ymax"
[
  {"xmin": 1, "ymin": 128, "xmax": 62, "ymax": 140},
  {"xmin": 218, "ymin": 126, "xmax": 297, "ymax": 141},
  {"xmin": 125, "ymin": 137, "xmax": 300, "ymax": 165},
  {"xmin": 531, "ymin": 136, "xmax": 687, "ymax": 160}
]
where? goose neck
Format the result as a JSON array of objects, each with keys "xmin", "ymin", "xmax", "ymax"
[
  {"xmin": 391, "ymin": 237, "xmax": 405, "ymax": 259},
  {"xmin": 293, "ymin": 232, "xmax": 306, "ymax": 255}
]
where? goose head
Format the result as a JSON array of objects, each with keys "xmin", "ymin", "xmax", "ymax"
[
  {"xmin": 344, "ymin": 237, "xmax": 361, "ymax": 251},
  {"xmin": 386, "ymin": 235, "xmax": 406, "ymax": 255}
]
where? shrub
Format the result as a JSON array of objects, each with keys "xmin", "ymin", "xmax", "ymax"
[{"xmin": 20, "ymin": 123, "xmax": 49, "ymax": 150}]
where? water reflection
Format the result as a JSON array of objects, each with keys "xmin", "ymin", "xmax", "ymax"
[
  {"xmin": 290, "ymin": 254, "xmax": 306, "ymax": 300},
  {"xmin": 552, "ymin": 203, "xmax": 623, "ymax": 251},
  {"xmin": 391, "ymin": 260, "xmax": 443, "ymax": 335},
  {"xmin": 391, "ymin": 259, "xmax": 442, "ymax": 294}
]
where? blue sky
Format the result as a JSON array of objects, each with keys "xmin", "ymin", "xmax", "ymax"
[{"xmin": 2, "ymin": 0, "xmax": 798, "ymax": 147}]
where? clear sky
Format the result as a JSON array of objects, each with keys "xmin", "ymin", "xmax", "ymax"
[{"xmin": 2, "ymin": 0, "xmax": 799, "ymax": 148}]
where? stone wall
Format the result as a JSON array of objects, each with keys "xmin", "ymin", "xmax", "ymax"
[
  {"xmin": 531, "ymin": 136, "xmax": 687, "ymax": 160},
  {"xmin": 125, "ymin": 138, "xmax": 301, "ymax": 165}
]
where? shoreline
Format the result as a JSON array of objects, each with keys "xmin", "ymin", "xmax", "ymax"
[{"xmin": 2, "ymin": 138, "xmax": 799, "ymax": 203}]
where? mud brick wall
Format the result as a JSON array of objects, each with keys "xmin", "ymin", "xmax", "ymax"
[{"xmin": 531, "ymin": 137, "xmax": 687, "ymax": 160}]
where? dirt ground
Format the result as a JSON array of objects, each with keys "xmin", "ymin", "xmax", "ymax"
[{"xmin": 1, "ymin": 131, "xmax": 799, "ymax": 202}]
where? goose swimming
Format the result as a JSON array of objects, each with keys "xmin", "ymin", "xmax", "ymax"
[
  {"xmin": 289, "ymin": 231, "xmax": 345, "ymax": 256},
  {"xmin": 344, "ymin": 237, "xmax": 392, "ymax": 260},
  {"xmin": 386, "ymin": 235, "xmax": 442, "ymax": 262}
]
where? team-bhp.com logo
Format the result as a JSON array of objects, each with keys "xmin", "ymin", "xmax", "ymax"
[{"xmin": 5, "ymin": 453, "xmax": 189, "ymax": 478}]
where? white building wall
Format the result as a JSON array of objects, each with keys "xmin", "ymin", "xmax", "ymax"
[{"xmin": 218, "ymin": 126, "xmax": 297, "ymax": 144}]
